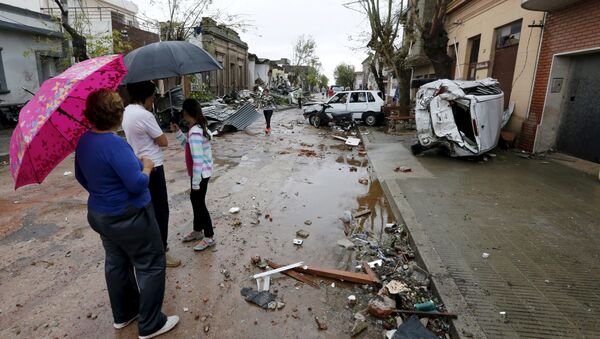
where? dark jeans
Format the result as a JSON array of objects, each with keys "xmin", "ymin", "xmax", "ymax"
[
  {"xmin": 263, "ymin": 109, "xmax": 273, "ymax": 129},
  {"xmin": 87, "ymin": 204, "xmax": 167, "ymax": 336},
  {"xmin": 148, "ymin": 165, "xmax": 169, "ymax": 250},
  {"xmin": 190, "ymin": 177, "xmax": 213, "ymax": 238}
]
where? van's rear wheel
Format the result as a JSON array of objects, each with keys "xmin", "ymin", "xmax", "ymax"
[{"xmin": 411, "ymin": 143, "xmax": 424, "ymax": 155}]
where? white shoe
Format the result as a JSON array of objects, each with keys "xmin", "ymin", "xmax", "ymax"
[
  {"xmin": 114, "ymin": 315, "xmax": 138, "ymax": 329},
  {"xmin": 138, "ymin": 315, "xmax": 179, "ymax": 339}
]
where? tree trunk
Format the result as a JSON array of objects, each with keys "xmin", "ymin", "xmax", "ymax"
[
  {"xmin": 58, "ymin": 0, "xmax": 88, "ymax": 62},
  {"xmin": 369, "ymin": 61, "xmax": 386, "ymax": 100},
  {"xmin": 422, "ymin": 23, "xmax": 452, "ymax": 79}
]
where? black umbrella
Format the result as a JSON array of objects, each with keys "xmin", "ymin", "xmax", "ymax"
[{"xmin": 121, "ymin": 41, "xmax": 223, "ymax": 84}]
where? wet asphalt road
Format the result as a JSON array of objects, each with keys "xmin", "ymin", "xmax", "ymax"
[{"xmin": 0, "ymin": 108, "xmax": 394, "ymax": 338}]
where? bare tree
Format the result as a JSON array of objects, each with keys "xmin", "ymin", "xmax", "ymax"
[
  {"xmin": 290, "ymin": 35, "xmax": 321, "ymax": 89},
  {"xmin": 362, "ymin": 0, "xmax": 411, "ymax": 113},
  {"xmin": 409, "ymin": 0, "xmax": 452, "ymax": 78},
  {"xmin": 146, "ymin": 0, "xmax": 249, "ymax": 41},
  {"xmin": 55, "ymin": 0, "xmax": 88, "ymax": 61}
]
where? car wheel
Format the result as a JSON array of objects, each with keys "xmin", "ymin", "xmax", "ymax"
[
  {"xmin": 312, "ymin": 115, "xmax": 321, "ymax": 127},
  {"xmin": 308, "ymin": 115, "xmax": 316, "ymax": 126},
  {"xmin": 364, "ymin": 113, "xmax": 377, "ymax": 126}
]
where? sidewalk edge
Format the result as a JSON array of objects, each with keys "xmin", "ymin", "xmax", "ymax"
[{"xmin": 362, "ymin": 132, "xmax": 487, "ymax": 339}]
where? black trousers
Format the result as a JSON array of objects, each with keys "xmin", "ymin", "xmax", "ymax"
[
  {"xmin": 190, "ymin": 177, "xmax": 214, "ymax": 238},
  {"xmin": 87, "ymin": 204, "xmax": 167, "ymax": 336},
  {"xmin": 263, "ymin": 109, "xmax": 273, "ymax": 129},
  {"xmin": 148, "ymin": 166, "xmax": 169, "ymax": 250}
]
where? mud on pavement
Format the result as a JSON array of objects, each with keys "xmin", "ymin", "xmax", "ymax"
[{"xmin": 0, "ymin": 108, "xmax": 449, "ymax": 338}]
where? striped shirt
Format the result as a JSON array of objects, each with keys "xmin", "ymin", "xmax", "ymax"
[{"xmin": 175, "ymin": 126, "xmax": 213, "ymax": 189}]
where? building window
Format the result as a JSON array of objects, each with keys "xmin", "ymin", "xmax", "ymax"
[
  {"xmin": 467, "ymin": 35, "xmax": 481, "ymax": 80},
  {"xmin": 37, "ymin": 53, "xmax": 60, "ymax": 85},
  {"xmin": 496, "ymin": 20, "xmax": 522, "ymax": 49},
  {"xmin": 0, "ymin": 48, "xmax": 8, "ymax": 93}
]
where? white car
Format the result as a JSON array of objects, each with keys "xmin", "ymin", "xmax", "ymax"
[
  {"xmin": 414, "ymin": 78, "xmax": 509, "ymax": 157},
  {"xmin": 303, "ymin": 90, "xmax": 385, "ymax": 126}
]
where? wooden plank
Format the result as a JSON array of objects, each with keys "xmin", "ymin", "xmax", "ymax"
[
  {"xmin": 362, "ymin": 262, "xmax": 380, "ymax": 283},
  {"xmin": 353, "ymin": 209, "xmax": 371, "ymax": 218},
  {"xmin": 291, "ymin": 264, "xmax": 378, "ymax": 285},
  {"xmin": 267, "ymin": 260, "xmax": 320, "ymax": 289},
  {"xmin": 392, "ymin": 309, "xmax": 458, "ymax": 319}
]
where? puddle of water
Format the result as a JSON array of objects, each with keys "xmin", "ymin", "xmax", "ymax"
[{"xmin": 265, "ymin": 161, "xmax": 394, "ymax": 266}]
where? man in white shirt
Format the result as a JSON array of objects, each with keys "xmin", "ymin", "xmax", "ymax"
[{"xmin": 123, "ymin": 81, "xmax": 180, "ymax": 268}]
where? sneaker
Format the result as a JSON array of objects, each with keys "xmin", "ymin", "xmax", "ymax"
[
  {"xmin": 114, "ymin": 315, "xmax": 138, "ymax": 329},
  {"xmin": 166, "ymin": 254, "xmax": 181, "ymax": 268},
  {"xmin": 138, "ymin": 315, "xmax": 179, "ymax": 339},
  {"xmin": 193, "ymin": 238, "xmax": 215, "ymax": 251},
  {"xmin": 182, "ymin": 231, "xmax": 203, "ymax": 243}
]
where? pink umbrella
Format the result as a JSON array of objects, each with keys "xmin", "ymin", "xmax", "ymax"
[{"xmin": 9, "ymin": 54, "xmax": 127, "ymax": 189}]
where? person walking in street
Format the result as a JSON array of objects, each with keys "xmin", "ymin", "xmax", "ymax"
[
  {"xmin": 75, "ymin": 89, "xmax": 179, "ymax": 338},
  {"xmin": 262, "ymin": 89, "xmax": 274, "ymax": 135},
  {"xmin": 122, "ymin": 81, "xmax": 181, "ymax": 268},
  {"xmin": 171, "ymin": 99, "xmax": 215, "ymax": 252}
]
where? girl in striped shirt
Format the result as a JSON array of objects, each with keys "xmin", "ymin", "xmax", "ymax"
[{"xmin": 171, "ymin": 99, "xmax": 215, "ymax": 251}]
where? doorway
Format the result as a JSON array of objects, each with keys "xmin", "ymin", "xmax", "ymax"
[
  {"xmin": 467, "ymin": 35, "xmax": 480, "ymax": 80},
  {"xmin": 491, "ymin": 20, "xmax": 522, "ymax": 109},
  {"xmin": 556, "ymin": 53, "xmax": 600, "ymax": 162}
]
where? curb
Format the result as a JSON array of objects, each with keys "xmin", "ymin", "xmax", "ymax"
[{"xmin": 360, "ymin": 129, "xmax": 487, "ymax": 339}]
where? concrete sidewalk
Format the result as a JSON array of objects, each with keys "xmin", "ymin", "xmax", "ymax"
[{"xmin": 363, "ymin": 129, "xmax": 600, "ymax": 338}]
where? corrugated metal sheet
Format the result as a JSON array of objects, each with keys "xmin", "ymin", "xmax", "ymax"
[{"xmin": 221, "ymin": 102, "xmax": 261, "ymax": 131}]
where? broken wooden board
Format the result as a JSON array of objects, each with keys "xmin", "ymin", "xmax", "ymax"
[
  {"xmin": 333, "ymin": 135, "xmax": 347, "ymax": 142},
  {"xmin": 353, "ymin": 209, "xmax": 371, "ymax": 218},
  {"xmin": 362, "ymin": 262, "xmax": 380, "ymax": 283},
  {"xmin": 291, "ymin": 264, "xmax": 378, "ymax": 285},
  {"xmin": 345, "ymin": 137, "xmax": 361, "ymax": 146},
  {"xmin": 267, "ymin": 260, "xmax": 320, "ymax": 289}
]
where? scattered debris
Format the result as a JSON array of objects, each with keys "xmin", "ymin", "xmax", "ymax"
[
  {"xmin": 267, "ymin": 260, "xmax": 319, "ymax": 289},
  {"xmin": 291, "ymin": 263, "xmax": 378, "ymax": 285},
  {"xmin": 358, "ymin": 177, "xmax": 369, "ymax": 185},
  {"xmin": 345, "ymin": 137, "xmax": 361, "ymax": 146},
  {"xmin": 304, "ymin": 220, "xmax": 312, "ymax": 225},
  {"xmin": 386, "ymin": 280, "xmax": 411, "ymax": 295},
  {"xmin": 298, "ymin": 149, "xmax": 318, "ymax": 157},
  {"xmin": 337, "ymin": 238, "xmax": 355, "ymax": 250},
  {"xmin": 394, "ymin": 166, "xmax": 412, "ymax": 173},
  {"xmin": 63, "ymin": 171, "xmax": 72, "ymax": 176},
  {"xmin": 314, "ymin": 316, "xmax": 328, "ymax": 330},
  {"xmin": 349, "ymin": 166, "xmax": 358, "ymax": 172},
  {"xmin": 350, "ymin": 319, "xmax": 368, "ymax": 337},
  {"xmin": 414, "ymin": 300, "xmax": 436, "ymax": 311},
  {"xmin": 482, "ymin": 252, "xmax": 490, "ymax": 259},
  {"xmin": 353, "ymin": 209, "xmax": 371, "ymax": 218},
  {"xmin": 295, "ymin": 230, "xmax": 310, "ymax": 238},
  {"xmin": 347, "ymin": 295, "xmax": 357, "ymax": 307},
  {"xmin": 252, "ymin": 261, "xmax": 304, "ymax": 291},
  {"xmin": 240, "ymin": 287, "xmax": 275, "ymax": 309},
  {"xmin": 229, "ymin": 207, "xmax": 240, "ymax": 214},
  {"xmin": 367, "ymin": 296, "xmax": 396, "ymax": 318},
  {"xmin": 293, "ymin": 239, "xmax": 303, "ymax": 246},
  {"xmin": 183, "ymin": 307, "xmax": 189, "ymax": 312}
]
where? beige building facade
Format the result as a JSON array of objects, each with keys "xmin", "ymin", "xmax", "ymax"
[{"xmin": 413, "ymin": 0, "xmax": 544, "ymax": 134}]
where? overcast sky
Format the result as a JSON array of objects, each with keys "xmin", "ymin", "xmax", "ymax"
[{"xmin": 134, "ymin": 0, "xmax": 371, "ymax": 85}]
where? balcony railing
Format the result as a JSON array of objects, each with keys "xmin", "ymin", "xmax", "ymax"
[{"xmin": 40, "ymin": 6, "xmax": 159, "ymax": 34}]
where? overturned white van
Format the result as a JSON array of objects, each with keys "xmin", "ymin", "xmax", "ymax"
[{"xmin": 413, "ymin": 78, "xmax": 508, "ymax": 157}]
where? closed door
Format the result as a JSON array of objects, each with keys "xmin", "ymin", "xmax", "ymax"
[{"xmin": 556, "ymin": 54, "xmax": 600, "ymax": 163}]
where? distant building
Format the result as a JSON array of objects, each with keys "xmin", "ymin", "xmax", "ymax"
[
  {"xmin": 40, "ymin": 0, "xmax": 158, "ymax": 55},
  {"xmin": 0, "ymin": 1, "xmax": 63, "ymax": 110},
  {"xmin": 199, "ymin": 17, "xmax": 248, "ymax": 96},
  {"xmin": 519, "ymin": 0, "xmax": 600, "ymax": 161},
  {"xmin": 353, "ymin": 71, "xmax": 364, "ymax": 90}
]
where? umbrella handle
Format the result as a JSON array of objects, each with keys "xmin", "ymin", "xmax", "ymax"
[{"xmin": 57, "ymin": 107, "xmax": 90, "ymax": 129}]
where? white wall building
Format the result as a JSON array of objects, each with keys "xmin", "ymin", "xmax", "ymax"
[
  {"xmin": 0, "ymin": 1, "xmax": 63, "ymax": 108},
  {"xmin": 40, "ymin": 0, "xmax": 142, "ymax": 54}
]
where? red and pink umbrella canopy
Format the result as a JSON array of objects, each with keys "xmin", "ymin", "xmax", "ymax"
[{"xmin": 9, "ymin": 54, "xmax": 127, "ymax": 189}]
